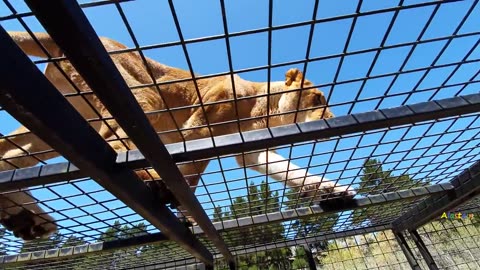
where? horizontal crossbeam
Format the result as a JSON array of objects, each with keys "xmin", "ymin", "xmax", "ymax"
[
  {"xmin": 122, "ymin": 93, "xmax": 480, "ymax": 165},
  {"xmin": 0, "ymin": 183, "xmax": 451, "ymax": 266},
  {"xmin": 0, "ymin": 223, "xmax": 392, "ymax": 266},
  {"xmin": 189, "ymin": 184, "xmax": 452, "ymax": 234},
  {"xmin": 1, "ymin": 94, "xmax": 479, "ymax": 191}
]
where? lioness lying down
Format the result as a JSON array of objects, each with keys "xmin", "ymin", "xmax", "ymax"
[{"xmin": 0, "ymin": 32, "xmax": 355, "ymax": 241}]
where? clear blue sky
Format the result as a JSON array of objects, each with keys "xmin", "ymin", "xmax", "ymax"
[{"xmin": 1, "ymin": 0, "xmax": 480, "ymax": 248}]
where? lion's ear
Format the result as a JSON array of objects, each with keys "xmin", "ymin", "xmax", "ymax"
[
  {"xmin": 315, "ymin": 91, "xmax": 327, "ymax": 105},
  {"xmin": 285, "ymin": 68, "xmax": 303, "ymax": 86}
]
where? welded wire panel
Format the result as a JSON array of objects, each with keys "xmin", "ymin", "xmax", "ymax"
[
  {"xmin": 1, "ymin": 240, "xmax": 206, "ymax": 270},
  {"xmin": 214, "ymin": 228, "xmax": 414, "ymax": 269},
  {"xmin": 215, "ymin": 211, "xmax": 479, "ymax": 270},
  {"xmin": 215, "ymin": 196, "xmax": 426, "ymax": 252},
  {"xmin": 0, "ymin": 189, "xmax": 431, "ymax": 268},
  {"xmin": 1, "ymin": 113, "xmax": 477, "ymax": 258},
  {"xmin": 313, "ymin": 230, "xmax": 410, "ymax": 270},
  {"xmin": 0, "ymin": 201, "xmax": 477, "ymax": 269},
  {"xmin": 174, "ymin": 115, "xmax": 480, "ymax": 220},
  {"xmin": 406, "ymin": 198, "xmax": 480, "ymax": 270},
  {"xmin": 0, "ymin": 178, "xmax": 161, "ymax": 254},
  {"xmin": 0, "ymin": 0, "xmax": 479, "ymax": 268},
  {"xmin": 0, "ymin": 0, "xmax": 478, "ymax": 160},
  {"xmin": 416, "ymin": 221, "xmax": 480, "ymax": 270}
]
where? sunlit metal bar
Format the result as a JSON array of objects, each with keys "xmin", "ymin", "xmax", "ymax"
[
  {"xmin": 216, "ymin": 225, "xmax": 394, "ymax": 259},
  {"xmin": 0, "ymin": 25, "xmax": 212, "ymax": 265},
  {"xmin": 392, "ymin": 160, "xmax": 480, "ymax": 231},
  {"xmin": 303, "ymin": 245, "xmax": 317, "ymax": 270},
  {"xmin": 24, "ymin": 0, "xmax": 233, "ymax": 264},
  {"xmin": 394, "ymin": 232, "xmax": 422, "ymax": 270},
  {"xmin": 1, "ymin": 92, "xmax": 479, "ymax": 191},
  {"xmin": 409, "ymin": 230, "xmax": 439, "ymax": 270},
  {"xmin": 121, "ymin": 93, "xmax": 480, "ymax": 165},
  {"xmin": 0, "ymin": 223, "xmax": 392, "ymax": 267},
  {"xmin": 0, "ymin": 183, "xmax": 451, "ymax": 267},
  {"xmin": 190, "ymin": 183, "xmax": 452, "ymax": 234}
]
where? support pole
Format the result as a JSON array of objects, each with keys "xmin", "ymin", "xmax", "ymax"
[
  {"xmin": 394, "ymin": 231, "xmax": 422, "ymax": 270},
  {"xmin": 303, "ymin": 245, "xmax": 317, "ymax": 270},
  {"xmin": 410, "ymin": 230, "xmax": 439, "ymax": 270}
]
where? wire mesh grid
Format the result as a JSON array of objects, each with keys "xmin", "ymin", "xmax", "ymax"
[
  {"xmin": 0, "ymin": 0, "xmax": 479, "ymax": 268},
  {"xmin": 0, "ymin": 201, "xmax": 418, "ymax": 269},
  {"xmin": 405, "ymin": 197, "xmax": 480, "ymax": 270},
  {"xmin": 308, "ymin": 230, "xmax": 411, "ymax": 270},
  {"xmin": 0, "ymin": 112, "xmax": 477, "ymax": 254},
  {"xmin": 2, "ymin": 240, "xmax": 205, "ymax": 270},
  {"xmin": 213, "ymin": 197, "xmax": 480, "ymax": 270}
]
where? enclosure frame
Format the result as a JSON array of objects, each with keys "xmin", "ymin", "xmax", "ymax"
[{"xmin": 1, "ymin": 0, "xmax": 480, "ymax": 269}]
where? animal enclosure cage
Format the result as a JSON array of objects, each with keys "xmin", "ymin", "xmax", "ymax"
[{"xmin": 0, "ymin": 0, "xmax": 479, "ymax": 269}]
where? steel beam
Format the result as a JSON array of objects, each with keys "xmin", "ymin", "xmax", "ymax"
[
  {"xmin": 189, "ymin": 183, "xmax": 452, "ymax": 234},
  {"xmin": 0, "ymin": 184, "xmax": 451, "ymax": 267},
  {"xmin": 0, "ymin": 223, "xmax": 392, "ymax": 267},
  {"xmin": 0, "ymin": 161, "xmax": 83, "ymax": 191},
  {"xmin": 394, "ymin": 232, "xmax": 422, "ymax": 270},
  {"xmin": 409, "ymin": 230, "xmax": 439, "ymax": 270},
  {"xmin": 303, "ymin": 245, "xmax": 317, "ymax": 270},
  {"xmin": 24, "ymin": 0, "xmax": 233, "ymax": 264},
  {"xmin": 121, "ymin": 93, "xmax": 480, "ymax": 165},
  {"xmin": 392, "ymin": 160, "xmax": 480, "ymax": 231},
  {"xmin": 0, "ymin": 26, "xmax": 212, "ymax": 265},
  {"xmin": 1, "ymin": 92, "xmax": 479, "ymax": 191},
  {"xmin": 226, "ymin": 225, "xmax": 391, "ymax": 256}
]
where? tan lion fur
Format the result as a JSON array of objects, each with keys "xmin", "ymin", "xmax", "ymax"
[{"xmin": 0, "ymin": 32, "xmax": 353, "ymax": 240}]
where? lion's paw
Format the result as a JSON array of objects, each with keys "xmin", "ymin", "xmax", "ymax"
[
  {"xmin": 0, "ymin": 209, "xmax": 57, "ymax": 240},
  {"xmin": 299, "ymin": 176, "xmax": 356, "ymax": 200}
]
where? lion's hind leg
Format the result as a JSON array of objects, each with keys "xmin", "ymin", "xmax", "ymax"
[{"xmin": 0, "ymin": 126, "xmax": 59, "ymax": 240}]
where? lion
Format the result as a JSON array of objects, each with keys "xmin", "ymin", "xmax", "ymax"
[{"xmin": 0, "ymin": 32, "xmax": 355, "ymax": 241}]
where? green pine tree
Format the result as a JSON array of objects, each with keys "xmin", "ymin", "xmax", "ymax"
[
  {"xmin": 352, "ymin": 159, "xmax": 425, "ymax": 225},
  {"xmin": 215, "ymin": 181, "xmax": 293, "ymax": 269}
]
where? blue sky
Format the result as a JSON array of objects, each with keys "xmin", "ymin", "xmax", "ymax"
[{"xmin": 1, "ymin": 0, "xmax": 480, "ymax": 248}]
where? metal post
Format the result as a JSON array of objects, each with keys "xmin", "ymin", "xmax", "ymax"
[
  {"xmin": 394, "ymin": 231, "xmax": 421, "ymax": 270},
  {"xmin": 303, "ymin": 245, "xmax": 317, "ymax": 270},
  {"xmin": 410, "ymin": 230, "xmax": 439, "ymax": 270}
]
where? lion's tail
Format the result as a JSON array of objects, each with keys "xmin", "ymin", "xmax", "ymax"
[{"xmin": 8, "ymin": 31, "xmax": 62, "ymax": 58}]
